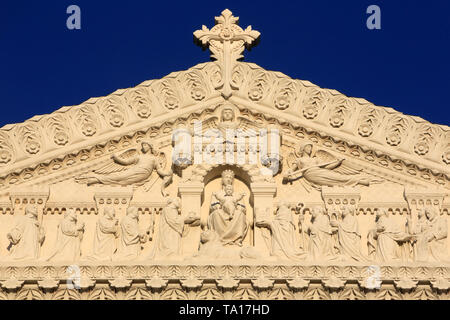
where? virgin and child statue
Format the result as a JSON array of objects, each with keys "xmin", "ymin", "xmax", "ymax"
[{"xmin": 207, "ymin": 170, "xmax": 249, "ymax": 247}]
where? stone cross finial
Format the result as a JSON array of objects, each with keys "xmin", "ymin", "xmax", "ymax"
[{"xmin": 194, "ymin": 9, "xmax": 260, "ymax": 99}]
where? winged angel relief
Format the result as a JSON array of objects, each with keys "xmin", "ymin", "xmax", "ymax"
[
  {"xmin": 283, "ymin": 142, "xmax": 383, "ymax": 191},
  {"xmin": 76, "ymin": 140, "xmax": 173, "ymax": 196}
]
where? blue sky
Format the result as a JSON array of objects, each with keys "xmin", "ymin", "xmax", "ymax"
[{"xmin": 0, "ymin": 0, "xmax": 449, "ymax": 127}]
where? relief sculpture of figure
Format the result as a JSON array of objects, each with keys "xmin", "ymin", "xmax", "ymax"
[
  {"xmin": 294, "ymin": 203, "xmax": 308, "ymax": 252},
  {"xmin": 307, "ymin": 206, "xmax": 337, "ymax": 261},
  {"xmin": 113, "ymin": 207, "xmax": 148, "ymax": 261},
  {"xmin": 86, "ymin": 207, "xmax": 119, "ymax": 261},
  {"xmin": 201, "ymin": 104, "xmax": 261, "ymax": 139},
  {"xmin": 283, "ymin": 141, "xmax": 382, "ymax": 190},
  {"xmin": 368, "ymin": 209, "xmax": 412, "ymax": 263},
  {"xmin": 207, "ymin": 170, "xmax": 248, "ymax": 246},
  {"xmin": 255, "ymin": 201, "xmax": 307, "ymax": 262},
  {"xmin": 75, "ymin": 140, "xmax": 173, "ymax": 197},
  {"xmin": 148, "ymin": 198, "xmax": 199, "ymax": 261},
  {"xmin": 411, "ymin": 207, "xmax": 448, "ymax": 263},
  {"xmin": 217, "ymin": 105, "xmax": 239, "ymax": 136},
  {"xmin": 330, "ymin": 205, "xmax": 369, "ymax": 262},
  {"xmin": 5, "ymin": 205, "xmax": 45, "ymax": 262},
  {"xmin": 406, "ymin": 208, "xmax": 429, "ymax": 262},
  {"xmin": 215, "ymin": 184, "xmax": 246, "ymax": 221},
  {"xmin": 47, "ymin": 209, "xmax": 85, "ymax": 262}
]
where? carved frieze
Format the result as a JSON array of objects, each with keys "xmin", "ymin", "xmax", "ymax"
[{"xmin": 0, "ymin": 9, "xmax": 448, "ymax": 300}]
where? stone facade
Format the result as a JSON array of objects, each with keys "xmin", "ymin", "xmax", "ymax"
[{"xmin": 0, "ymin": 9, "xmax": 448, "ymax": 300}]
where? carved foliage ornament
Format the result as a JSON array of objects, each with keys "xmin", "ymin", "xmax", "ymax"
[
  {"xmin": 194, "ymin": 9, "xmax": 260, "ymax": 98},
  {"xmin": 182, "ymin": 70, "xmax": 208, "ymax": 102},
  {"xmin": 357, "ymin": 105, "xmax": 384, "ymax": 138},
  {"xmin": 248, "ymin": 69, "xmax": 271, "ymax": 102},
  {"xmin": 0, "ymin": 132, "xmax": 15, "ymax": 165},
  {"xmin": 45, "ymin": 114, "xmax": 71, "ymax": 147},
  {"xmin": 15, "ymin": 123, "xmax": 42, "ymax": 155},
  {"xmin": 412, "ymin": 123, "xmax": 439, "ymax": 157},
  {"xmin": 274, "ymin": 79, "xmax": 298, "ymax": 110},
  {"xmin": 72, "ymin": 104, "xmax": 99, "ymax": 137},
  {"xmin": 126, "ymin": 86, "xmax": 152, "ymax": 119},
  {"xmin": 158, "ymin": 79, "xmax": 180, "ymax": 110},
  {"xmin": 327, "ymin": 95, "xmax": 353, "ymax": 128},
  {"xmin": 301, "ymin": 88, "xmax": 327, "ymax": 120},
  {"xmin": 98, "ymin": 96, "xmax": 127, "ymax": 128},
  {"xmin": 385, "ymin": 115, "xmax": 410, "ymax": 147}
]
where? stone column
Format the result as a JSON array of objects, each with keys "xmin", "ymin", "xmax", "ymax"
[
  {"xmin": 404, "ymin": 186, "xmax": 445, "ymax": 221},
  {"xmin": 251, "ymin": 182, "xmax": 277, "ymax": 253},
  {"xmin": 94, "ymin": 187, "xmax": 134, "ymax": 219},
  {"xmin": 178, "ymin": 182, "xmax": 204, "ymax": 256}
]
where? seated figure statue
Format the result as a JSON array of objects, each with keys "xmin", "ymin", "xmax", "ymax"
[
  {"xmin": 367, "ymin": 208, "xmax": 412, "ymax": 263},
  {"xmin": 207, "ymin": 170, "xmax": 248, "ymax": 246}
]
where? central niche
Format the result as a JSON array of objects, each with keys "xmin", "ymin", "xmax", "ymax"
[{"xmin": 200, "ymin": 166, "xmax": 254, "ymax": 247}]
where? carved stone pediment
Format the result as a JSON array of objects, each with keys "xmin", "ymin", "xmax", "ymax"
[{"xmin": 0, "ymin": 9, "xmax": 448, "ymax": 300}]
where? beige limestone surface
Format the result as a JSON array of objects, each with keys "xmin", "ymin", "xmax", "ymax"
[{"xmin": 0, "ymin": 9, "xmax": 448, "ymax": 300}]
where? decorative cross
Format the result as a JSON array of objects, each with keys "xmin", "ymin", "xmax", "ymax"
[{"xmin": 194, "ymin": 9, "xmax": 260, "ymax": 99}]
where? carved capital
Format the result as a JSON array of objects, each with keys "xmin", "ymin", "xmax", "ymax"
[
  {"xmin": 321, "ymin": 187, "xmax": 361, "ymax": 213},
  {"xmin": 94, "ymin": 187, "xmax": 134, "ymax": 214},
  {"xmin": 178, "ymin": 183, "xmax": 204, "ymax": 196},
  {"xmin": 404, "ymin": 186, "xmax": 446, "ymax": 213},
  {"xmin": 250, "ymin": 183, "xmax": 277, "ymax": 197},
  {"xmin": 9, "ymin": 187, "xmax": 50, "ymax": 214}
]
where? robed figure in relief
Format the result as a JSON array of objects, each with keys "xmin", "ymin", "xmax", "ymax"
[
  {"xmin": 255, "ymin": 201, "xmax": 307, "ymax": 261},
  {"xmin": 307, "ymin": 206, "xmax": 337, "ymax": 261},
  {"xmin": 149, "ymin": 198, "xmax": 199, "ymax": 260},
  {"xmin": 331, "ymin": 205, "xmax": 369, "ymax": 262},
  {"xmin": 46, "ymin": 209, "xmax": 85, "ymax": 262},
  {"xmin": 86, "ymin": 207, "xmax": 119, "ymax": 261},
  {"xmin": 284, "ymin": 142, "xmax": 382, "ymax": 190},
  {"xmin": 113, "ymin": 207, "xmax": 148, "ymax": 261},
  {"xmin": 411, "ymin": 207, "xmax": 449, "ymax": 263},
  {"xmin": 5, "ymin": 205, "xmax": 45, "ymax": 261},
  {"xmin": 367, "ymin": 209, "xmax": 412, "ymax": 263},
  {"xmin": 76, "ymin": 140, "xmax": 173, "ymax": 196}
]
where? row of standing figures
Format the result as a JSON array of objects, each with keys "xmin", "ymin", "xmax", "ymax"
[
  {"xmin": 1, "ymin": 200, "xmax": 448, "ymax": 264},
  {"xmin": 255, "ymin": 203, "xmax": 448, "ymax": 264},
  {"xmin": 2, "ymin": 199, "xmax": 195, "ymax": 263}
]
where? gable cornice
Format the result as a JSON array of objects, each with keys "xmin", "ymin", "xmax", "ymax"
[{"xmin": 0, "ymin": 62, "xmax": 448, "ymax": 185}]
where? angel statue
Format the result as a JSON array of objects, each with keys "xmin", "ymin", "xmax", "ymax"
[
  {"xmin": 76, "ymin": 140, "xmax": 173, "ymax": 196},
  {"xmin": 200, "ymin": 104, "xmax": 263, "ymax": 138},
  {"xmin": 283, "ymin": 141, "xmax": 382, "ymax": 191}
]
